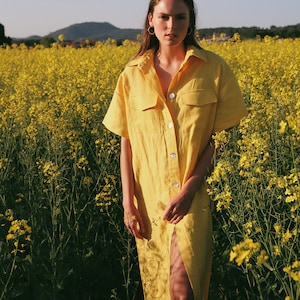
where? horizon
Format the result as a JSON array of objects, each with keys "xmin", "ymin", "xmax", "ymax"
[
  {"xmin": 1, "ymin": 0, "xmax": 300, "ymax": 38},
  {"xmin": 5, "ymin": 21, "xmax": 299, "ymax": 40}
]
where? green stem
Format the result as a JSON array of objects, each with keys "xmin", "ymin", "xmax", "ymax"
[{"xmin": 0, "ymin": 243, "xmax": 18, "ymax": 300}]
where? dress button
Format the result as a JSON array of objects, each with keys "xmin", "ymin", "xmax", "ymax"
[
  {"xmin": 168, "ymin": 122, "xmax": 173, "ymax": 129},
  {"xmin": 169, "ymin": 93, "xmax": 175, "ymax": 100},
  {"xmin": 170, "ymin": 153, "xmax": 176, "ymax": 159},
  {"xmin": 173, "ymin": 182, "xmax": 180, "ymax": 188}
]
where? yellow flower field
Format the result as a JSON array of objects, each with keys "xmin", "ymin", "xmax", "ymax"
[
  {"xmin": 0, "ymin": 37, "xmax": 299, "ymax": 299},
  {"xmin": 206, "ymin": 36, "xmax": 300, "ymax": 300}
]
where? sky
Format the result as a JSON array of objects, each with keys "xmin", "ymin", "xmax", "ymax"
[{"xmin": 1, "ymin": 0, "xmax": 299, "ymax": 38}]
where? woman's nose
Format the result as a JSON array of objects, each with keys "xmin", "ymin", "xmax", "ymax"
[{"xmin": 167, "ymin": 17, "xmax": 175, "ymax": 29}]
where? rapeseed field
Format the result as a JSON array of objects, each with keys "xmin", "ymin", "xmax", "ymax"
[{"xmin": 0, "ymin": 37, "xmax": 299, "ymax": 299}]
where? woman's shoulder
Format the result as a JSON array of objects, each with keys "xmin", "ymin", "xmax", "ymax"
[
  {"xmin": 200, "ymin": 47, "xmax": 227, "ymax": 64},
  {"xmin": 125, "ymin": 50, "xmax": 154, "ymax": 68},
  {"xmin": 187, "ymin": 45, "xmax": 227, "ymax": 66}
]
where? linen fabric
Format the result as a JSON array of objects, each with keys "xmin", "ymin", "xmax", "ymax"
[{"xmin": 103, "ymin": 45, "xmax": 248, "ymax": 299}]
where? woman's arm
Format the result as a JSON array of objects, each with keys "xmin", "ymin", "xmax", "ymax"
[
  {"xmin": 120, "ymin": 137, "xmax": 145, "ymax": 238},
  {"xmin": 162, "ymin": 139, "xmax": 215, "ymax": 224}
]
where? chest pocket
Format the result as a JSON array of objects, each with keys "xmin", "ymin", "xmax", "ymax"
[
  {"xmin": 176, "ymin": 89, "xmax": 218, "ymax": 134},
  {"xmin": 127, "ymin": 94, "xmax": 162, "ymax": 135},
  {"xmin": 181, "ymin": 89, "xmax": 217, "ymax": 106}
]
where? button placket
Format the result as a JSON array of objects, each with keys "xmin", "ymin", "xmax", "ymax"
[{"xmin": 163, "ymin": 92, "xmax": 181, "ymax": 191}]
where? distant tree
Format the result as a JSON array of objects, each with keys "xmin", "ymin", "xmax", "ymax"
[
  {"xmin": 0, "ymin": 23, "xmax": 12, "ymax": 46},
  {"xmin": 40, "ymin": 36, "xmax": 56, "ymax": 48},
  {"xmin": 0, "ymin": 23, "xmax": 4, "ymax": 39}
]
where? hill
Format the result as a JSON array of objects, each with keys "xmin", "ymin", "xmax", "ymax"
[
  {"xmin": 46, "ymin": 22, "xmax": 300, "ymax": 42},
  {"xmin": 11, "ymin": 22, "xmax": 300, "ymax": 47},
  {"xmin": 48, "ymin": 22, "xmax": 141, "ymax": 42}
]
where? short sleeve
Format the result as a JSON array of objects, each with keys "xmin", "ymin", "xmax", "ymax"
[
  {"xmin": 102, "ymin": 74, "xmax": 129, "ymax": 138},
  {"xmin": 213, "ymin": 61, "xmax": 248, "ymax": 132}
]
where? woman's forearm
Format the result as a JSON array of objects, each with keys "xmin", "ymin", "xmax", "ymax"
[
  {"xmin": 120, "ymin": 137, "xmax": 135, "ymax": 209},
  {"xmin": 120, "ymin": 137, "xmax": 145, "ymax": 238},
  {"xmin": 182, "ymin": 139, "xmax": 215, "ymax": 196}
]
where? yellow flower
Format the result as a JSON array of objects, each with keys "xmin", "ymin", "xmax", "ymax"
[
  {"xmin": 273, "ymin": 245, "xmax": 280, "ymax": 256},
  {"xmin": 40, "ymin": 161, "xmax": 61, "ymax": 183},
  {"xmin": 230, "ymin": 238, "xmax": 260, "ymax": 266},
  {"xmin": 83, "ymin": 176, "xmax": 93, "ymax": 186},
  {"xmin": 278, "ymin": 120, "xmax": 287, "ymax": 134},
  {"xmin": 292, "ymin": 261, "xmax": 300, "ymax": 268},
  {"xmin": 0, "ymin": 158, "xmax": 9, "ymax": 170},
  {"xmin": 282, "ymin": 230, "xmax": 293, "ymax": 243},
  {"xmin": 230, "ymin": 215, "xmax": 236, "ymax": 222},
  {"xmin": 7, "ymin": 219, "xmax": 32, "ymax": 241},
  {"xmin": 243, "ymin": 221, "xmax": 254, "ymax": 235},
  {"xmin": 6, "ymin": 233, "xmax": 15, "ymax": 241},
  {"xmin": 234, "ymin": 249, "xmax": 250, "ymax": 266},
  {"xmin": 76, "ymin": 156, "xmax": 90, "ymax": 171},
  {"xmin": 284, "ymin": 261, "xmax": 300, "ymax": 282},
  {"xmin": 212, "ymin": 130, "xmax": 228, "ymax": 150},
  {"xmin": 274, "ymin": 224, "xmax": 281, "ymax": 235},
  {"xmin": 285, "ymin": 194, "xmax": 297, "ymax": 203},
  {"xmin": 207, "ymin": 160, "xmax": 233, "ymax": 184},
  {"xmin": 214, "ymin": 184, "xmax": 232, "ymax": 211},
  {"xmin": 58, "ymin": 34, "xmax": 65, "ymax": 42},
  {"xmin": 290, "ymin": 271, "xmax": 300, "ymax": 282},
  {"xmin": 257, "ymin": 250, "xmax": 269, "ymax": 265},
  {"xmin": 5, "ymin": 209, "xmax": 14, "ymax": 222}
]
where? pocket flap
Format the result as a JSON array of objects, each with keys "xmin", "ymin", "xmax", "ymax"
[
  {"xmin": 181, "ymin": 89, "xmax": 217, "ymax": 106},
  {"xmin": 129, "ymin": 94, "xmax": 158, "ymax": 111}
]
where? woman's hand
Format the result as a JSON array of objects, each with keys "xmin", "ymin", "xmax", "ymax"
[
  {"xmin": 120, "ymin": 137, "xmax": 145, "ymax": 239},
  {"xmin": 162, "ymin": 188, "xmax": 194, "ymax": 224},
  {"xmin": 162, "ymin": 138, "xmax": 215, "ymax": 224},
  {"xmin": 124, "ymin": 205, "xmax": 145, "ymax": 239}
]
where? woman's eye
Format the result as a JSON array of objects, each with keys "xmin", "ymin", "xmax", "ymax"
[
  {"xmin": 160, "ymin": 15, "xmax": 169, "ymax": 20},
  {"xmin": 177, "ymin": 14, "xmax": 187, "ymax": 20},
  {"xmin": 158, "ymin": 14, "xmax": 186, "ymax": 21}
]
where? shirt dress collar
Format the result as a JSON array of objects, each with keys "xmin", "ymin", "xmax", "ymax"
[{"xmin": 127, "ymin": 45, "xmax": 208, "ymax": 72}]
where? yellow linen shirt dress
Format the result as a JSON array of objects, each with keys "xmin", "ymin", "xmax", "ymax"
[{"xmin": 103, "ymin": 45, "xmax": 248, "ymax": 300}]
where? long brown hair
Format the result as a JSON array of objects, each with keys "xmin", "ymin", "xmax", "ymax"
[{"xmin": 135, "ymin": 0, "xmax": 201, "ymax": 57}]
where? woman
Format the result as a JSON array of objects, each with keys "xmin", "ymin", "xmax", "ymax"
[{"xmin": 103, "ymin": 0, "xmax": 248, "ymax": 299}]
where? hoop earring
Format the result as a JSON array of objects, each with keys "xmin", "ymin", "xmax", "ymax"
[
  {"xmin": 187, "ymin": 27, "xmax": 193, "ymax": 35},
  {"xmin": 147, "ymin": 26, "xmax": 155, "ymax": 35}
]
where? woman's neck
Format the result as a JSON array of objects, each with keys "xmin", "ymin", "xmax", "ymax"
[
  {"xmin": 154, "ymin": 45, "xmax": 186, "ymax": 97},
  {"xmin": 156, "ymin": 44, "xmax": 186, "ymax": 66}
]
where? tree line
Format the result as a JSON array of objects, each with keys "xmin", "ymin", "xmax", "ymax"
[
  {"xmin": 198, "ymin": 24, "xmax": 300, "ymax": 40},
  {"xmin": 0, "ymin": 24, "xmax": 12, "ymax": 45},
  {"xmin": 1, "ymin": 23, "xmax": 300, "ymax": 47}
]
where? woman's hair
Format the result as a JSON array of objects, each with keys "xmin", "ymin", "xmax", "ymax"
[{"xmin": 135, "ymin": 0, "xmax": 201, "ymax": 56}]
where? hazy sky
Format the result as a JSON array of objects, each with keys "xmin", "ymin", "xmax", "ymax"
[{"xmin": 1, "ymin": 0, "xmax": 299, "ymax": 38}]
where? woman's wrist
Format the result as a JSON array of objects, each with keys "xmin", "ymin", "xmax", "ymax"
[
  {"xmin": 122, "ymin": 198, "xmax": 134, "ymax": 209},
  {"xmin": 183, "ymin": 175, "xmax": 202, "ymax": 195}
]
